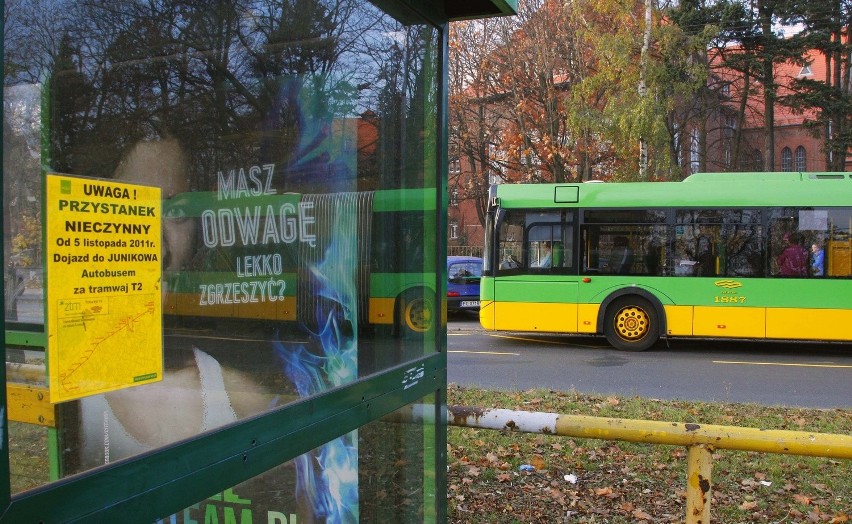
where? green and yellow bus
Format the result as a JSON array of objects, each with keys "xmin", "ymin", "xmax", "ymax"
[{"xmin": 480, "ymin": 172, "xmax": 852, "ymax": 350}]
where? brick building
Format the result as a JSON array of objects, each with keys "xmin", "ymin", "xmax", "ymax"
[
  {"xmin": 703, "ymin": 45, "xmax": 852, "ymax": 173},
  {"xmin": 448, "ymin": 41, "xmax": 852, "ymax": 256}
]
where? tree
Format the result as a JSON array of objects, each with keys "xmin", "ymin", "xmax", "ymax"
[
  {"xmin": 492, "ymin": 0, "xmax": 587, "ymax": 183},
  {"xmin": 698, "ymin": 0, "xmax": 804, "ymax": 171},
  {"xmin": 448, "ymin": 19, "xmax": 508, "ymax": 228},
  {"xmin": 780, "ymin": 0, "xmax": 852, "ymax": 171}
]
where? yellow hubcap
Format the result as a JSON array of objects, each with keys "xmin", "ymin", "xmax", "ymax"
[
  {"xmin": 614, "ymin": 306, "xmax": 649, "ymax": 341},
  {"xmin": 405, "ymin": 298, "xmax": 433, "ymax": 333}
]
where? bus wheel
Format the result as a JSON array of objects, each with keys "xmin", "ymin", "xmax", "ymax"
[
  {"xmin": 604, "ymin": 296, "xmax": 658, "ymax": 351},
  {"xmin": 399, "ymin": 289, "xmax": 434, "ymax": 338}
]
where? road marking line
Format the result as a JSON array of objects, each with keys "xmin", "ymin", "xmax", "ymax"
[
  {"xmin": 489, "ymin": 334, "xmax": 567, "ymax": 345},
  {"xmin": 448, "ymin": 350, "xmax": 520, "ymax": 356},
  {"xmin": 713, "ymin": 360, "xmax": 852, "ymax": 369}
]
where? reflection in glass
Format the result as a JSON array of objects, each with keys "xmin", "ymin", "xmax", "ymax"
[
  {"xmin": 149, "ymin": 397, "xmax": 436, "ymax": 523},
  {"xmin": 4, "ymin": 0, "xmax": 441, "ymax": 497}
]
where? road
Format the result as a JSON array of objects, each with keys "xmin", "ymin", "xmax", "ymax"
[{"xmin": 446, "ymin": 312, "xmax": 852, "ymax": 409}]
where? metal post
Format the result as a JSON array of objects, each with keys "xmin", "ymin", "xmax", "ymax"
[{"xmin": 686, "ymin": 445, "xmax": 712, "ymax": 524}]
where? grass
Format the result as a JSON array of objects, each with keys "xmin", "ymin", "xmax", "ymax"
[
  {"xmin": 447, "ymin": 384, "xmax": 851, "ymax": 523},
  {"xmin": 7, "ymin": 384, "xmax": 850, "ymax": 522},
  {"xmin": 8, "ymin": 421, "xmax": 51, "ymax": 493}
]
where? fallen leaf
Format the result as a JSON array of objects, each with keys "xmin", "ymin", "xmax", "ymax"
[
  {"xmin": 496, "ymin": 473, "xmax": 512, "ymax": 482},
  {"xmin": 549, "ymin": 488, "xmax": 566, "ymax": 504},
  {"xmin": 794, "ymin": 494, "xmax": 812, "ymax": 506},
  {"xmin": 740, "ymin": 501, "xmax": 758, "ymax": 510},
  {"xmin": 633, "ymin": 509, "xmax": 653, "ymax": 520}
]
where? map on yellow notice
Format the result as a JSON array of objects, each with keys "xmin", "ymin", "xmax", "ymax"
[{"xmin": 46, "ymin": 174, "xmax": 163, "ymax": 403}]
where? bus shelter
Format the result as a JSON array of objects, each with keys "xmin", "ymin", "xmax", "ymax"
[{"xmin": 2, "ymin": 1, "xmax": 516, "ymax": 521}]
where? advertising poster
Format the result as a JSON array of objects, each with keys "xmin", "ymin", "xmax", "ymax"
[
  {"xmin": 67, "ymin": 126, "xmax": 364, "ymax": 523},
  {"xmin": 45, "ymin": 173, "xmax": 163, "ymax": 403}
]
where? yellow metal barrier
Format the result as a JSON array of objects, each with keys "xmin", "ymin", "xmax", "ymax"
[
  {"xmin": 447, "ymin": 405, "xmax": 852, "ymax": 524},
  {"xmin": 6, "ymin": 362, "xmax": 54, "ymax": 427},
  {"xmin": 6, "ymin": 383, "xmax": 54, "ymax": 427}
]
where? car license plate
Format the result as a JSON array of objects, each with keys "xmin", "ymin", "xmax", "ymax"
[{"xmin": 460, "ymin": 301, "xmax": 480, "ymax": 308}]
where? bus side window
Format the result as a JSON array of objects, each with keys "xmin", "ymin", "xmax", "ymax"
[
  {"xmin": 497, "ymin": 212, "xmax": 525, "ymax": 272},
  {"xmin": 644, "ymin": 239, "xmax": 661, "ymax": 275},
  {"xmin": 552, "ymin": 241, "xmax": 564, "ymax": 267}
]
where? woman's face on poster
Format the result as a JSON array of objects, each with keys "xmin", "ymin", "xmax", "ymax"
[{"xmin": 113, "ymin": 139, "xmax": 196, "ymax": 274}]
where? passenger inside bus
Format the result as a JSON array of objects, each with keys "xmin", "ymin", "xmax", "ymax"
[
  {"xmin": 607, "ymin": 236, "xmax": 633, "ymax": 274},
  {"xmin": 644, "ymin": 239, "xmax": 661, "ymax": 275},
  {"xmin": 777, "ymin": 233, "xmax": 809, "ymax": 277},
  {"xmin": 500, "ymin": 253, "xmax": 520, "ymax": 269},
  {"xmin": 537, "ymin": 241, "xmax": 552, "ymax": 268},
  {"xmin": 811, "ymin": 243, "xmax": 825, "ymax": 276}
]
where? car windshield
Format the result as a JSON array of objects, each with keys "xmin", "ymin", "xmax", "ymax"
[{"xmin": 449, "ymin": 261, "xmax": 482, "ymax": 282}]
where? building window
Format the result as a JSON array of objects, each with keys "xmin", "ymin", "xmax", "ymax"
[
  {"xmin": 724, "ymin": 114, "xmax": 736, "ymax": 137},
  {"xmin": 488, "ymin": 143, "xmax": 507, "ymax": 183},
  {"xmin": 799, "ymin": 63, "xmax": 812, "ymax": 76},
  {"xmin": 689, "ymin": 128, "xmax": 700, "ymax": 174},
  {"xmin": 796, "ymin": 146, "xmax": 806, "ymax": 171},
  {"xmin": 450, "ymin": 221, "xmax": 458, "ymax": 239},
  {"xmin": 450, "ymin": 189, "xmax": 458, "ymax": 206},
  {"xmin": 449, "ymin": 157, "xmax": 460, "ymax": 174},
  {"xmin": 672, "ymin": 122, "xmax": 681, "ymax": 166},
  {"xmin": 781, "ymin": 147, "xmax": 793, "ymax": 172},
  {"xmin": 753, "ymin": 149, "xmax": 763, "ymax": 171}
]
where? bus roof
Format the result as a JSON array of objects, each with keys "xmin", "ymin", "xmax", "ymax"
[
  {"xmin": 492, "ymin": 173, "xmax": 852, "ymax": 209},
  {"xmin": 683, "ymin": 172, "xmax": 850, "ymax": 182}
]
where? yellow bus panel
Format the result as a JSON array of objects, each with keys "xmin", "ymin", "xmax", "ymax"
[
  {"xmin": 479, "ymin": 300, "xmax": 495, "ymax": 330},
  {"xmin": 577, "ymin": 303, "xmax": 599, "ymax": 333},
  {"xmin": 767, "ymin": 308, "xmax": 852, "ymax": 340},
  {"xmin": 494, "ymin": 302, "xmax": 578, "ymax": 333},
  {"xmin": 663, "ymin": 305, "xmax": 694, "ymax": 336},
  {"xmin": 369, "ymin": 297, "xmax": 395, "ymax": 325},
  {"xmin": 693, "ymin": 306, "xmax": 765, "ymax": 338},
  {"xmin": 165, "ymin": 293, "xmax": 297, "ymax": 321}
]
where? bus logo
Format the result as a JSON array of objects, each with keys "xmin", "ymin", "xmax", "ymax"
[{"xmin": 714, "ymin": 280, "xmax": 742, "ymax": 289}]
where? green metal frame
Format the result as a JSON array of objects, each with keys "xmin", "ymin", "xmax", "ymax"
[{"xmin": 3, "ymin": 353, "xmax": 446, "ymax": 523}]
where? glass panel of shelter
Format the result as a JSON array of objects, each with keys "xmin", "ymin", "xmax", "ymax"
[
  {"xmin": 3, "ymin": 0, "xmax": 441, "ymax": 499},
  {"xmin": 150, "ymin": 396, "xmax": 437, "ymax": 524}
]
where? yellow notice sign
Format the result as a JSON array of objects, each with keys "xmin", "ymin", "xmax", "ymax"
[{"xmin": 46, "ymin": 174, "xmax": 163, "ymax": 402}]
